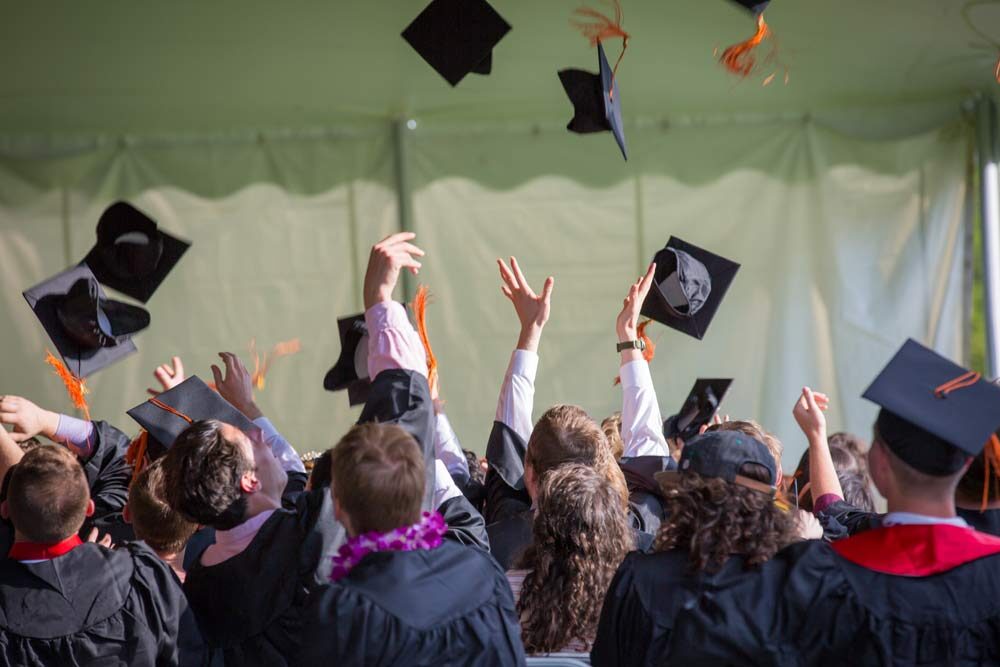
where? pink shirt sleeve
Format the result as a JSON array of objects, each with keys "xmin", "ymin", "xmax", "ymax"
[
  {"xmin": 364, "ymin": 301, "xmax": 428, "ymax": 378},
  {"xmin": 813, "ymin": 493, "xmax": 844, "ymax": 515}
]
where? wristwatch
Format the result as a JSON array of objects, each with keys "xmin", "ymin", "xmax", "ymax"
[{"xmin": 616, "ymin": 339, "xmax": 647, "ymax": 353}]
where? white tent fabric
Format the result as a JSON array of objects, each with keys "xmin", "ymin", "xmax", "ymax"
[{"xmin": 0, "ymin": 112, "xmax": 971, "ymax": 468}]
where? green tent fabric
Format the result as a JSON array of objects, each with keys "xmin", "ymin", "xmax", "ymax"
[{"xmin": 0, "ymin": 1, "xmax": 998, "ymax": 468}]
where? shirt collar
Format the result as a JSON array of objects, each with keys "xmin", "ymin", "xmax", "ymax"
[{"xmin": 883, "ymin": 511, "xmax": 970, "ymax": 528}]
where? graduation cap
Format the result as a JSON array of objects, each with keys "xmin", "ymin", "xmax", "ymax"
[
  {"xmin": 558, "ymin": 42, "xmax": 628, "ymax": 161},
  {"xmin": 23, "ymin": 264, "xmax": 149, "ymax": 378},
  {"xmin": 729, "ymin": 0, "xmax": 770, "ymax": 15},
  {"xmin": 663, "ymin": 379, "xmax": 733, "ymax": 442},
  {"xmin": 720, "ymin": 0, "xmax": 779, "ymax": 79},
  {"xmin": 323, "ymin": 314, "xmax": 372, "ymax": 407},
  {"xmin": 655, "ymin": 430, "xmax": 777, "ymax": 496},
  {"xmin": 640, "ymin": 237, "xmax": 740, "ymax": 340},
  {"xmin": 401, "ymin": 0, "xmax": 511, "ymax": 87},
  {"xmin": 127, "ymin": 376, "xmax": 257, "ymax": 452},
  {"xmin": 863, "ymin": 339, "xmax": 1000, "ymax": 476},
  {"xmin": 82, "ymin": 202, "xmax": 190, "ymax": 304}
]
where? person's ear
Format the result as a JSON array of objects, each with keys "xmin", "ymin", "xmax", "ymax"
[
  {"xmin": 524, "ymin": 463, "xmax": 538, "ymax": 501},
  {"xmin": 0, "ymin": 500, "xmax": 8, "ymax": 521},
  {"xmin": 85, "ymin": 499, "xmax": 95, "ymax": 518},
  {"xmin": 123, "ymin": 504, "xmax": 132, "ymax": 524},
  {"xmin": 239, "ymin": 470, "xmax": 261, "ymax": 494}
]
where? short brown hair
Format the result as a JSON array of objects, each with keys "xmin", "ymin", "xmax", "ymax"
[
  {"xmin": 129, "ymin": 459, "xmax": 197, "ymax": 554},
  {"xmin": 7, "ymin": 445, "xmax": 89, "ymax": 543},
  {"xmin": 160, "ymin": 420, "xmax": 251, "ymax": 530},
  {"xmin": 601, "ymin": 413, "xmax": 624, "ymax": 461},
  {"xmin": 526, "ymin": 405, "xmax": 604, "ymax": 479},
  {"xmin": 710, "ymin": 420, "xmax": 783, "ymax": 473},
  {"xmin": 330, "ymin": 423, "xmax": 425, "ymax": 534}
]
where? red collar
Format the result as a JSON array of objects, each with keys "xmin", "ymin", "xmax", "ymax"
[
  {"xmin": 7, "ymin": 535, "xmax": 84, "ymax": 561},
  {"xmin": 832, "ymin": 524, "xmax": 1000, "ymax": 576}
]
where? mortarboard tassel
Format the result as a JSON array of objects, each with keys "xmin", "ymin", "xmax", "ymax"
[
  {"xmin": 412, "ymin": 285, "xmax": 439, "ymax": 397},
  {"xmin": 44, "ymin": 350, "xmax": 91, "ymax": 422},
  {"xmin": 250, "ymin": 338, "xmax": 302, "ymax": 391},
  {"xmin": 125, "ymin": 431, "xmax": 150, "ymax": 481},
  {"xmin": 720, "ymin": 13, "xmax": 771, "ymax": 78},
  {"xmin": 613, "ymin": 319, "xmax": 655, "ymax": 386},
  {"xmin": 572, "ymin": 0, "xmax": 630, "ymax": 93}
]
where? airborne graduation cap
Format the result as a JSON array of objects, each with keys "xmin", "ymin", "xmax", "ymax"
[
  {"xmin": 559, "ymin": 1, "xmax": 629, "ymax": 161},
  {"xmin": 640, "ymin": 237, "xmax": 740, "ymax": 340},
  {"xmin": 83, "ymin": 201, "xmax": 191, "ymax": 303},
  {"xmin": 127, "ymin": 376, "xmax": 257, "ymax": 452},
  {"xmin": 324, "ymin": 313, "xmax": 372, "ymax": 407},
  {"xmin": 863, "ymin": 339, "xmax": 1000, "ymax": 476},
  {"xmin": 23, "ymin": 264, "xmax": 150, "ymax": 378},
  {"xmin": 402, "ymin": 0, "xmax": 511, "ymax": 87},
  {"xmin": 663, "ymin": 378, "xmax": 733, "ymax": 442}
]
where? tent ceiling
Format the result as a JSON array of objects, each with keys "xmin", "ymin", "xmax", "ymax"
[{"xmin": 2, "ymin": 0, "xmax": 998, "ymax": 136}]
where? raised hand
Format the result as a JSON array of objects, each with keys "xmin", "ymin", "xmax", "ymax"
[
  {"xmin": 616, "ymin": 263, "xmax": 656, "ymax": 341},
  {"xmin": 86, "ymin": 526, "xmax": 114, "ymax": 549},
  {"xmin": 792, "ymin": 387, "xmax": 829, "ymax": 443},
  {"xmin": 147, "ymin": 356, "xmax": 185, "ymax": 396},
  {"xmin": 497, "ymin": 257, "xmax": 554, "ymax": 353},
  {"xmin": 363, "ymin": 232, "xmax": 426, "ymax": 310},
  {"xmin": 211, "ymin": 352, "xmax": 263, "ymax": 420},
  {"xmin": 0, "ymin": 395, "xmax": 59, "ymax": 443}
]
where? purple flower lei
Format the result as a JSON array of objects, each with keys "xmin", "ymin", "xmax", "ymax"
[{"xmin": 330, "ymin": 510, "xmax": 447, "ymax": 582}]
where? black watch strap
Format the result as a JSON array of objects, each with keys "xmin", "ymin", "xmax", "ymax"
[{"xmin": 616, "ymin": 339, "xmax": 646, "ymax": 353}]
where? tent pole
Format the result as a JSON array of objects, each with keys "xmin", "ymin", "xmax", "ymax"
[
  {"xmin": 392, "ymin": 118, "xmax": 415, "ymax": 301},
  {"xmin": 977, "ymin": 95, "xmax": 1000, "ymax": 378}
]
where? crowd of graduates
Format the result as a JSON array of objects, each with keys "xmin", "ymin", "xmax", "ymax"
[{"xmin": 3, "ymin": 230, "xmax": 1000, "ymax": 666}]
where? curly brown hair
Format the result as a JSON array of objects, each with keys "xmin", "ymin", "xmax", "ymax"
[
  {"xmin": 654, "ymin": 462, "xmax": 798, "ymax": 573},
  {"xmin": 514, "ymin": 463, "xmax": 634, "ymax": 653}
]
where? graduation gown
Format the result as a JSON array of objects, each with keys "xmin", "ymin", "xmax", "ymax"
[
  {"xmin": 484, "ymin": 421, "xmax": 658, "ymax": 569},
  {"xmin": 298, "ymin": 540, "xmax": 526, "ymax": 667},
  {"xmin": 818, "ymin": 500, "xmax": 1000, "ymax": 540},
  {"xmin": 594, "ymin": 526, "xmax": 1000, "ymax": 666},
  {"xmin": 0, "ymin": 541, "xmax": 203, "ymax": 666}
]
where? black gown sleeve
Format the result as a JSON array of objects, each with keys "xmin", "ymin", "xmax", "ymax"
[
  {"xmin": 484, "ymin": 421, "xmax": 532, "ymax": 525},
  {"xmin": 79, "ymin": 420, "xmax": 134, "ymax": 521},
  {"xmin": 358, "ymin": 369, "xmax": 435, "ymax": 511},
  {"xmin": 126, "ymin": 541, "xmax": 207, "ymax": 666},
  {"xmin": 618, "ymin": 455, "xmax": 676, "ymax": 535},
  {"xmin": 815, "ymin": 498, "xmax": 882, "ymax": 538},
  {"xmin": 439, "ymin": 494, "xmax": 490, "ymax": 551}
]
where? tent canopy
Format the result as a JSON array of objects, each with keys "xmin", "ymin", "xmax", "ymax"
[{"xmin": 1, "ymin": 1, "xmax": 997, "ymax": 468}]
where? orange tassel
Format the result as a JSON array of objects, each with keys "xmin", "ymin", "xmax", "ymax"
[
  {"xmin": 982, "ymin": 434, "xmax": 1000, "ymax": 511},
  {"xmin": 412, "ymin": 285, "xmax": 439, "ymax": 397},
  {"xmin": 721, "ymin": 13, "xmax": 771, "ymax": 78},
  {"xmin": 572, "ymin": 1, "xmax": 630, "ymax": 87},
  {"xmin": 249, "ymin": 338, "xmax": 302, "ymax": 391},
  {"xmin": 125, "ymin": 430, "xmax": 150, "ymax": 481},
  {"xmin": 613, "ymin": 319, "xmax": 655, "ymax": 386},
  {"xmin": 44, "ymin": 351, "xmax": 91, "ymax": 421}
]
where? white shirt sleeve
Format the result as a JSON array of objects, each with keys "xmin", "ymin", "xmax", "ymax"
[
  {"xmin": 434, "ymin": 413, "xmax": 470, "ymax": 480},
  {"xmin": 619, "ymin": 360, "xmax": 669, "ymax": 458},
  {"xmin": 253, "ymin": 417, "xmax": 306, "ymax": 474},
  {"xmin": 495, "ymin": 349, "xmax": 538, "ymax": 444},
  {"xmin": 433, "ymin": 459, "xmax": 463, "ymax": 508}
]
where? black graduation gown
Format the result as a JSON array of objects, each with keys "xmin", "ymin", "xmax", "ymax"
[
  {"xmin": 0, "ymin": 541, "xmax": 203, "ymax": 666},
  {"xmin": 957, "ymin": 507, "xmax": 1000, "ymax": 536},
  {"xmin": 818, "ymin": 501, "xmax": 1000, "ymax": 540},
  {"xmin": 78, "ymin": 420, "xmax": 134, "ymax": 527},
  {"xmin": 298, "ymin": 540, "xmax": 526, "ymax": 667},
  {"xmin": 484, "ymin": 421, "xmax": 658, "ymax": 569},
  {"xmin": 594, "ymin": 526, "xmax": 1000, "ymax": 667}
]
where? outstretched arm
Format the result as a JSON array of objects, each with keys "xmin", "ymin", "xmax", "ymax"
[
  {"xmin": 494, "ymin": 257, "xmax": 553, "ymax": 442},
  {"xmin": 616, "ymin": 263, "xmax": 669, "ymax": 459},
  {"xmin": 792, "ymin": 387, "xmax": 841, "ymax": 509}
]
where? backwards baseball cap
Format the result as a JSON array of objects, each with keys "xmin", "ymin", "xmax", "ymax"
[
  {"xmin": 863, "ymin": 339, "xmax": 1000, "ymax": 476},
  {"xmin": 655, "ymin": 430, "xmax": 777, "ymax": 496},
  {"xmin": 323, "ymin": 313, "xmax": 372, "ymax": 407}
]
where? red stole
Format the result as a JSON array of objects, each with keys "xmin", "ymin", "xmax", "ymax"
[
  {"xmin": 8, "ymin": 535, "xmax": 83, "ymax": 561},
  {"xmin": 833, "ymin": 524, "xmax": 1000, "ymax": 577}
]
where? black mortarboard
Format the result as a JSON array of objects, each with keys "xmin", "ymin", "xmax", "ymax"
[
  {"xmin": 729, "ymin": 0, "xmax": 770, "ymax": 15},
  {"xmin": 82, "ymin": 201, "xmax": 191, "ymax": 303},
  {"xmin": 401, "ymin": 0, "xmax": 511, "ymax": 87},
  {"xmin": 863, "ymin": 339, "xmax": 1000, "ymax": 475},
  {"xmin": 323, "ymin": 314, "xmax": 372, "ymax": 407},
  {"xmin": 663, "ymin": 378, "xmax": 733, "ymax": 442},
  {"xmin": 558, "ymin": 42, "xmax": 628, "ymax": 161},
  {"xmin": 127, "ymin": 376, "xmax": 257, "ymax": 451},
  {"xmin": 640, "ymin": 237, "xmax": 740, "ymax": 340},
  {"xmin": 655, "ymin": 430, "xmax": 777, "ymax": 495},
  {"xmin": 23, "ymin": 264, "xmax": 149, "ymax": 377}
]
